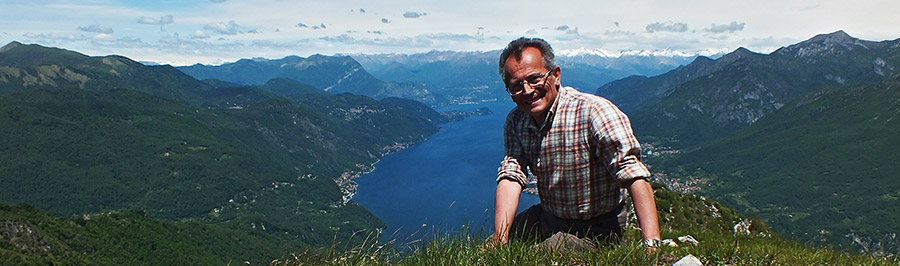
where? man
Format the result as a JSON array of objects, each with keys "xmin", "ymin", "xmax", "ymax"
[{"xmin": 491, "ymin": 37, "xmax": 661, "ymax": 249}]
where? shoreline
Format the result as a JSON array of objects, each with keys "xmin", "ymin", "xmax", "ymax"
[
  {"xmin": 332, "ymin": 105, "xmax": 496, "ymax": 205},
  {"xmin": 333, "ymin": 141, "xmax": 414, "ymax": 206},
  {"xmin": 334, "ymin": 158, "xmax": 379, "ymax": 206}
]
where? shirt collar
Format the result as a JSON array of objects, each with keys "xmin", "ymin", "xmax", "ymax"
[{"xmin": 536, "ymin": 85, "xmax": 569, "ymax": 131}]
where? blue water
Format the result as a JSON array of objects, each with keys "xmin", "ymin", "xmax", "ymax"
[{"xmin": 353, "ymin": 101, "xmax": 540, "ymax": 242}]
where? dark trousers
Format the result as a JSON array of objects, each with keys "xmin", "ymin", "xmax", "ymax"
[{"xmin": 509, "ymin": 203, "xmax": 626, "ymax": 244}]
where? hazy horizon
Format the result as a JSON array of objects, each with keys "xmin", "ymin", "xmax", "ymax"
[{"xmin": 2, "ymin": 0, "xmax": 899, "ymax": 66}]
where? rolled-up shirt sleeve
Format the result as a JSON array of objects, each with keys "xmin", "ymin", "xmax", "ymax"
[
  {"xmin": 592, "ymin": 101, "xmax": 651, "ymax": 186},
  {"xmin": 498, "ymin": 156, "xmax": 527, "ymax": 187},
  {"xmin": 497, "ymin": 112, "xmax": 528, "ymax": 187}
]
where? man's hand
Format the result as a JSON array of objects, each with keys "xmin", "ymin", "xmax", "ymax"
[
  {"xmin": 492, "ymin": 178, "xmax": 522, "ymax": 248},
  {"xmin": 628, "ymin": 179, "xmax": 661, "ymax": 242},
  {"xmin": 480, "ymin": 234, "xmax": 506, "ymax": 250}
]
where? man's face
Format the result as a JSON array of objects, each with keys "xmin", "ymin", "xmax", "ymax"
[{"xmin": 504, "ymin": 47, "xmax": 559, "ymax": 122}]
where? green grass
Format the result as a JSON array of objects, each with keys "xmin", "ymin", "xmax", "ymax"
[
  {"xmin": 4, "ymin": 182, "xmax": 896, "ymax": 265},
  {"xmin": 273, "ymin": 184, "xmax": 899, "ymax": 265},
  {"xmin": 273, "ymin": 228, "xmax": 899, "ymax": 265}
]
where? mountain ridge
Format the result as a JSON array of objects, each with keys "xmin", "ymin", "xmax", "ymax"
[
  {"xmin": 352, "ymin": 49, "xmax": 703, "ymax": 106},
  {"xmin": 598, "ymin": 30, "xmax": 900, "ymax": 147},
  {"xmin": 652, "ymin": 72, "xmax": 900, "ymax": 254},
  {"xmin": 0, "ymin": 41, "xmax": 234, "ymax": 108},
  {"xmin": 4, "ymin": 33, "xmax": 900, "ymax": 263},
  {"xmin": 0, "ymin": 42, "xmax": 451, "ymax": 259},
  {"xmin": 176, "ymin": 54, "xmax": 437, "ymax": 105}
]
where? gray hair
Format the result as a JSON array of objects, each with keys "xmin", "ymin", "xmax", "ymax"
[{"xmin": 498, "ymin": 37, "xmax": 556, "ymax": 85}]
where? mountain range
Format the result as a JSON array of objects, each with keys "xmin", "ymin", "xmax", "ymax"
[
  {"xmin": 599, "ymin": 30, "xmax": 900, "ymax": 147},
  {"xmin": 624, "ymin": 31, "xmax": 900, "ymax": 254},
  {"xmin": 660, "ymin": 72, "xmax": 900, "ymax": 254},
  {"xmin": 177, "ymin": 55, "xmax": 437, "ymax": 105},
  {"xmin": 176, "ymin": 48, "xmax": 702, "ymax": 106},
  {"xmin": 172, "ymin": 30, "xmax": 900, "ymax": 254},
  {"xmin": 0, "ymin": 41, "xmax": 453, "ymax": 262},
  {"xmin": 354, "ymin": 49, "xmax": 702, "ymax": 105},
  {"xmin": 4, "ymin": 29, "xmax": 900, "ymax": 261}
]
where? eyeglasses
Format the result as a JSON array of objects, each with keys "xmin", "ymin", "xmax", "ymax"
[{"xmin": 505, "ymin": 69, "xmax": 553, "ymax": 97}]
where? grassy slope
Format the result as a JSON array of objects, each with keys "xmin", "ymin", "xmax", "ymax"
[{"xmin": 272, "ymin": 185, "xmax": 897, "ymax": 265}]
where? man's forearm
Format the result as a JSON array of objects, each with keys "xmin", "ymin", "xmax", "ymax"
[
  {"xmin": 493, "ymin": 178, "xmax": 523, "ymax": 244},
  {"xmin": 629, "ymin": 178, "xmax": 661, "ymax": 241}
]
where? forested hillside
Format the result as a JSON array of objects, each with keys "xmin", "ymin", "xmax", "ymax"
[
  {"xmin": 599, "ymin": 31, "xmax": 900, "ymax": 147},
  {"xmin": 591, "ymin": 32, "xmax": 900, "ymax": 253},
  {"xmin": 652, "ymin": 72, "xmax": 900, "ymax": 254},
  {"xmin": 0, "ymin": 41, "xmax": 448, "ymax": 263}
]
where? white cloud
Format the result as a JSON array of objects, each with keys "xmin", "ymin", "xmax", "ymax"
[
  {"xmin": 91, "ymin": 33, "xmax": 115, "ymax": 42},
  {"xmin": 403, "ymin": 11, "xmax": 427, "ymax": 18},
  {"xmin": 89, "ymin": 36, "xmax": 148, "ymax": 49},
  {"xmin": 192, "ymin": 30, "xmax": 210, "ymax": 39},
  {"xmin": 78, "ymin": 24, "xmax": 113, "ymax": 34},
  {"xmin": 5, "ymin": 0, "xmax": 899, "ymax": 66},
  {"xmin": 23, "ymin": 32, "xmax": 82, "ymax": 42},
  {"xmin": 706, "ymin": 22, "xmax": 745, "ymax": 34},
  {"xmin": 554, "ymin": 25, "xmax": 578, "ymax": 35},
  {"xmin": 138, "ymin": 15, "xmax": 174, "ymax": 25},
  {"xmin": 204, "ymin": 21, "xmax": 240, "ymax": 35},
  {"xmin": 298, "ymin": 22, "xmax": 327, "ymax": 30},
  {"xmin": 159, "ymin": 32, "xmax": 209, "ymax": 47},
  {"xmin": 319, "ymin": 32, "xmax": 492, "ymax": 50},
  {"xmin": 646, "ymin": 22, "xmax": 689, "ymax": 33}
]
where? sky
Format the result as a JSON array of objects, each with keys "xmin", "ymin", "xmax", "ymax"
[{"xmin": 2, "ymin": 0, "xmax": 899, "ymax": 66}]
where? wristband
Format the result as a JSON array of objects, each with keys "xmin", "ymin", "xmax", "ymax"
[{"xmin": 643, "ymin": 239, "xmax": 661, "ymax": 248}]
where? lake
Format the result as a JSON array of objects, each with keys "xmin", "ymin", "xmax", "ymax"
[{"xmin": 353, "ymin": 101, "xmax": 540, "ymax": 242}]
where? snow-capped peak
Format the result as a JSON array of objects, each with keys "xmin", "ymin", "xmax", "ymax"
[{"xmin": 559, "ymin": 47, "xmax": 729, "ymax": 58}]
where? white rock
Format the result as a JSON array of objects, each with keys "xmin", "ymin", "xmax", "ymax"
[
  {"xmin": 677, "ymin": 235, "xmax": 699, "ymax": 245},
  {"xmin": 673, "ymin": 254, "xmax": 703, "ymax": 266},
  {"xmin": 734, "ymin": 219, "xmax": 752, "ymax": 235}
]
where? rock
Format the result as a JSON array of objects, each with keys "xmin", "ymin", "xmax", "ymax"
[
  {"xmin": 673, "ymin": 254, "xmax": 703, "ymax": 266},
  {"xmin": 677, "ymin": 235, "xmax": 699, "ymax": 245},
  {"xmin": 733, "ymin": 218, "xmax": 752, "ymax": 235},
  {"xmin": 534, "ymin": 232, "xmax": 596, "ymax": 252}
]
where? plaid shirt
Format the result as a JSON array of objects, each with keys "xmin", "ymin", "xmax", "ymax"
[{"xmin": 497, "ymin": 86, "xmax": 651, "ymax": 220}]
